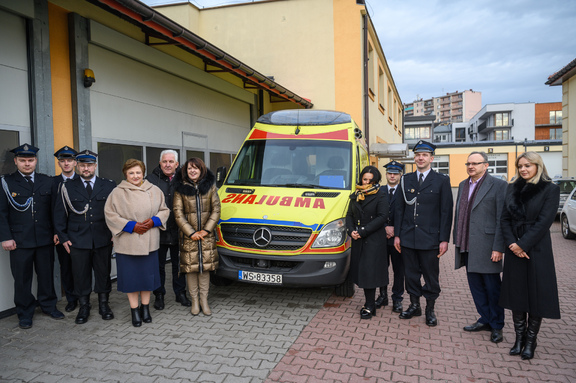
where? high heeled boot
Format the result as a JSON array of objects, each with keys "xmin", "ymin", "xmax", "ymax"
[
  {"xmin": 140, "ymin": 304, "xmax": 152, "ymax": 323},
  {"xmin": 198, "ymin": 272, "xmax": 212, "ymax": 316},
  {"xmin": 131, "ymin": 307, "xmax": 142, "ymax": 327},
  {"xmin": 186, "ymin": 273, "xmax": 200, "ymax": 315},
  {"xmin": 509, "ymin": 311, "xmax": 527, "ymax": 355},
  {"xmin": 521, "ymin": 315, "xmax": 542, "ymax": 360}
]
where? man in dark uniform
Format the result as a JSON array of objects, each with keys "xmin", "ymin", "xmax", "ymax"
[
  {"xmin": 146, "ymin": 149, "xmax": 191, "ymax": 310},
  {"xmin": 0, "ymin": 143, "xmax": 64, "ymax": 329},
  {"xmin": 375, "ymin": 160, "xmax": 405, "ymax": 313},
  {"xmin": 52, "ymin": 146, "xmax": 79, "ymax": 312},
  {"xmin": 53, "ymin": 150, "xmax": 116, "ymax": 324},
  {"xmin": 394, "ymin": 140, "xmax": 453, "ymax": 326}
]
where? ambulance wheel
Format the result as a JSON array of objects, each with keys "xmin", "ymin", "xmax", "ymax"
[
  {"xmin": 334, "ymin": 275, "xmax": 355, "ymax": 297},
  {"xmin": 210, "ymin": 273, "xmax": 234, "ymax": 286}
]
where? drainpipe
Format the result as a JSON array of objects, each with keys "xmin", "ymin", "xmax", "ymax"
[{"xmin": 362, "ymin": 12, "xmax": 370, "ymax": 152}]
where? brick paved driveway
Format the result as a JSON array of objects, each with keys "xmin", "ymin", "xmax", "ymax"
[{"xmin": 1, "ymin": 221, "xmax": 575, "ymax": 382}]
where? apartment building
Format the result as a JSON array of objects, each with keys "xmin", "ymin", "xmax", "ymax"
[{"xmin": 404, "ymin": 89, "xmax": 482, "ymax": 124}]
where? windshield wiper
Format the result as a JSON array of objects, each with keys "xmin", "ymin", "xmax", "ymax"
[{"xmin": 281, "ymin": 183, "xmax": 331, "ymax": 189}]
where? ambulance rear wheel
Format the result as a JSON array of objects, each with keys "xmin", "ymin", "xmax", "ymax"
[{"xmin": 334, "ymin": 274, "xmax": 355, "ymax": 297}]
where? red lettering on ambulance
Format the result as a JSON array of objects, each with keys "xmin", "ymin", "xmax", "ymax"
[
  {"xmin": 313, "ymin": 198, "xmax": 325, "ymax": 209},
  {"xmin": 231, "ymin": 194, "xmax": 247, "ymax": 203},
  {"xmin": 242, "ymin": 195, "xmax": 257, "ymax": 204},
  {"xmin": 266, "ymin": 196, "xmax": 280, "ymax": 206},
  {"xmin": 221, "ymin": 194, "xmax": 236, "ymax": 203},
  {"xmin": 294, "ymin": 197, "xmax": 311, "ymax": 208},
  {"xmin": 279, "ymin": 196, "xmax": 293, "ymax": 206},
  {"xmin": 255, "ymin": 195, "xmax": 267, "ymax": 205}
]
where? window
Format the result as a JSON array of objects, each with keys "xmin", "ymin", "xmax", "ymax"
[
  {"xmin": 487, "ymin": 156, "xmax": 508, "ymax": 178},
  {"xmin": 210, "ymin": 152, "xmax": 233, "ymax": 174},
  {"xmin": 550, "ymin": 128, "xmax": 562, "ymax": 139},
  {"xmin": 494, "ymin": 112, "xmax": 510, "ymax": 127},
  {"xmin": 494, "ymin": 129, "xmax": 509, "ymax": 141},
  {"xmin": 0, "ymin": 130, "xmax": 20, "ymax": 175},
  {"xmin": 146, "ymin": 146, "xmax": 181, "ymax": 177},
  {"xmin": 387, "ymin": 86, "xmax": 392, "ymax": 118},
  {"xmin": 550, "ymin": 110, "xmax": 562, "ymax": 124},
  {"xmin": 455, "ymin": 128, "xmax": 466, "ymax": 142},
  {"xmin": 378, "ymin": 67, "xmax": 385, "ymax": 109},
  {"xmin": 368, "ymin": 44, "xmax": 375, "ymax": 97},
  {"xmin": 432, "ymin": 155, "xmax": 449, "ymax": 175},
  {"xmin": 405, "ymin": 126, "xmax": 430, "ymax": 140},
  {"xmin": 186, "ymin": 150, "xmax": 204, "ymax": 162},
  {"xmin": 97, "ymin": 142, "xmax": 143, "ymax": 184}
]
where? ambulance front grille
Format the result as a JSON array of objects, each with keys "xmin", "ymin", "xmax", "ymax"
[{"xmin": 220, "ymin": 223, "xmax": 312, "ymax": 251}]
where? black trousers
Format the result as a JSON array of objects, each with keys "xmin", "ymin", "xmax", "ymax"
[
  {"xmin": 9, "ymin": 245, "xmax": 57, "ymax": 320},
  {"xmin": 388, "ymin": 244, "xmax": 405, "ymax": 301},
  {"xmin": 402, "ymin": 247, "xmax": 440, "ymax": 301},
  {"xmin": 154, "ymin": 244, "xmax": 186, "ymax": 296},
  {"xmin": 55, "ymin": 243, "xmax": 76, "ymax": 302},
  {"xmin": 70, "ymin": 244, "xmax": 113, "ymax": 297}
]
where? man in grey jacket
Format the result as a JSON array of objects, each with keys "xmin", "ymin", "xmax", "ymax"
[{"xmin": 453, "ymin": 151, "xmax": 507, "ymax": 343}]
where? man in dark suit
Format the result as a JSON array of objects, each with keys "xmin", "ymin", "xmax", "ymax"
[
  {"xmin": 454, "ymin": 151, "xmax": 507, "ymax": 343},
  {"xmin": 394, "ymin": 140, "xmax": 453, "ymax": 326},
  {"xmin": 0, "ymin": 144, "xmax": 64, "ymax": 329},
  {"xmin": 52, "ymin": 146, "xmax": 79, "ymax": 312},
  {"xmin": 146, "ymin": 150, "xmax": 191, "ymax": 310},
  {"xmin": 53, "ymin": 150, "xmax": 116, "ymax": 324},
  {"xmin": 376, "ymin": 160, "xmax": 405, "ymax": 313}
]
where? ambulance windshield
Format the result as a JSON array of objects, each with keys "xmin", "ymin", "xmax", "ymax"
[{"xmin": 226, "ymin": 140, "xmax": 352, "ymax": 189}]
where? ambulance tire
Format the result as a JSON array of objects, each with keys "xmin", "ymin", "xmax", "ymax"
[
  {"xmin": 210, "ymin": 273, "xmax": 234, "ymax": 286},
  {"xmin": 334, "ymin": 275, "xmax": 355, "ymax": 297}
]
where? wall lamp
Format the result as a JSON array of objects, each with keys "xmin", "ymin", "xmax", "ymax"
[{"xmin": 84, "ymin": 69, "xmax": 95, "ymax": 88}]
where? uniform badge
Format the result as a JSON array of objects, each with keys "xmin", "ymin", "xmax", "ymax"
[
  {"xmin": 12, "ymin": 192, "xmax": 17, "ymax": 197},
  {"xmin": 23, "ymin": 144, "xmax": 29, "ymax": 151},
  {"xmin": 410, "ymin": 189, "xmax": 415, "ymax": 193}
]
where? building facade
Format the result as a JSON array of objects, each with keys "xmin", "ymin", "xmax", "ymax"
[
  {"xmin": 154, "ymin": 0, "xmax": 405, "ymax": 167},
  {"xmin": 404, "ymin": 89, "xmax": 482, "ymax": 124}
]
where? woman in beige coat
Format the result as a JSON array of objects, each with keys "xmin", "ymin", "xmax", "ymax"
[
  {"xmin": 104, "ymin": 159, "xmax": 170, "ymax": 327},
  {"xmin": 173, "ymin": 158, "xmax": 220, "ymax": 316}
]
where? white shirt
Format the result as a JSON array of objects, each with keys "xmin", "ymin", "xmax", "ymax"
[{"xmin": 416, "ymin": 168, "xmax": 432, "ymax": 182}]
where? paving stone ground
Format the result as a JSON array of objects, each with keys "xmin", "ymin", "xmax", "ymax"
[{"xmin": 1, "ymin": 220, "xmax": 575, "ymax": 382}]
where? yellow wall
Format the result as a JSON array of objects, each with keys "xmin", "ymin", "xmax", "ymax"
[
  {"xmin": 48, "ymin": 3, "xmax": 74, "ymax": 173},
  {"xmin": 563, "ymin": 76, "xmax": 576, "ymax": 177}
]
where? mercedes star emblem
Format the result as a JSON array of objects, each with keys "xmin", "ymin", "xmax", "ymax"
[{"xmin": 253, "ymin": 227, "xmax": 272, "ymax": 248}]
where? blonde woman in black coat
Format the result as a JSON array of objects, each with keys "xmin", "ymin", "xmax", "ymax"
[
  {"xmin": 499, "ymin": 152, "xmax": 560, "ymax": 360},
  {"xmin": 346, "ymin": 166, "xmax": 388, "ymax": 319}
]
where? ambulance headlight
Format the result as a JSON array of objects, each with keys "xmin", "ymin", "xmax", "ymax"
[{"xmin": 311, "ymin": 219, "xmax": 346, "ymax": 248}]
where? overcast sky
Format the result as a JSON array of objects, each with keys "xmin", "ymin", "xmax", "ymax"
[{"xmin": 143, "ymin": 0, "xmax": 576, "ymax": 106}]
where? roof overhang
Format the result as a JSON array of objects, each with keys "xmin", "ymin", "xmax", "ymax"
[
  {"xmin": 546, "ymin": 57, "xmax": 576, "ymax": 86},
  {"xmin": 87, "ymin": 0, "xmax": 313, "ymax": 108},
  {"xmin": 370, "ymin": 143, "xmax": 410, "ymax": 158}
]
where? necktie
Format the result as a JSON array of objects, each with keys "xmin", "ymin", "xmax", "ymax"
[
  {"xmin": 85, "ymin": 180, "xmax": 92, "ymax": 196},
  {"xmin": 419, "ymin": 173, "xmax": 424, "ymax": 187},
  {"xmin": 24, "ymin": 176, "xmax": 33, "ymax": 186},
  {"xmin": 389, "ymin": 187, "xmax": 395, "ymax": 201}
]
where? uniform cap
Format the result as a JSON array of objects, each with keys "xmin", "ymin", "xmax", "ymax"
[
  {"xmin": 384, "ymin": 160, "xmax": 405, "ymax": 174},
  {"xmin": 76, "ymin": 150, "xmax": 98, "ymax": 163},
  {"xmin": 413, "ymin": 140, "xmax": 436, "ymax": 153},
  {"xmin": 54, "ymin": 146, "xmax": 78, "ymax": 159},
  {"xmin": 10, "ymin": 143, "xmax": 39, "ymax": 157}
]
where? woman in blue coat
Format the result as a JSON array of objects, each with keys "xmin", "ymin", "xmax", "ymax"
[
  {"xmin": 346, "ymin": 166, "xmax": 388, "ymax": 319},
  {"xmin": 500, "ymin": 152, "xmax": 560, "ymax": 360}
]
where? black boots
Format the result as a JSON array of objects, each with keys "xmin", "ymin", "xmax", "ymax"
[
  {"xmin": 131, "ymin": 307, "xmax": 142, "ymax": 327},
  {"xmin": 75, "ymin": 296, "xmax": 91, "ymax": 324},
  {"xmin": 521, "ymin": 315, "xmax": 542, "ymax": 360},
  {"xmin": 425, "ymin": 299, "xmax": 437, "ymax": 327},
  {"xmin": 140, "ymin": 304, "xmax": 152, "ymax": 323},
  {"xmin": 399, "ymin": 295, "xmax": 422, "ymax": 319},
  {"xmin": 98, "ymin": 293, "xmax": 114, "ymax": 320},
  {"xmin": 176, "ymin": 291, "xmax": 192, "ymax": 307},
  {"xmin": 510, "ymin": 311, "xmax": 527, "ymax": 355},
  {"xmin": 153, "ymin": 293, "xmax": 165, "ymax": 310},
  {"xmin": 375, "ymin": 292, "xmax": 389, "ymax": 309}
]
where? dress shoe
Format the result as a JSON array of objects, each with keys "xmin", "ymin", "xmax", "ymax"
[
  {"xmin": 153, "ymin": 293, "xmax": 165, "ymax": 310},
  {"xmin": 425, "ymin": 300, "xmax": 437, "ymax": 327},
  {"xmin": 131, "ymin": 307, "xmax": 142, "ymax": 327},
  {"xmin": 140, "ymin": 304, "xmax": 152, "ymax": 323},
  {"xmin": 490, "ymin": 329, "xmax": 503, "ymax": 343},
  {"xmin": 19, "ymin": 319, "xmax": 33, "ymax": 329},
  {"xmin": 360, "ymin": 306, "xmax": 376, "ymax": 319},
  {"xmin": 463, "ymin": 321, "xmax": 491, "ymax": 332},
  {"xmin": 65, "ymin": 300, "xmax": 78, "ymax": 312},
  {"xmin": 42, "ymin": 309, "xmax": 65, "ymax": 320},
  {"xmin": 392, "ymin": 300, "xmax": 403, "ymax": 313},
  {"xmin": 98, "ymin": 293, "xmax": 114, "ymax": 320},
  {"xmin": 176, "ymin": 292, "xmax": 192, "ymax": 307},
  {"xmin": 375, "ymin": 294, "xmax": 389, "ymax": 309}
]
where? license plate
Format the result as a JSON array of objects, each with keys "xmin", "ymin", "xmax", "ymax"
[{"xmin": 238, "ymin": 270, "xmax": 282, "ymax": 284}]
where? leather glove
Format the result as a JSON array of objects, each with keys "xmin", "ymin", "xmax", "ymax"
[
  {"xmin": 141, "ymin": 218, "xmax": 154, "ymax": 230},
  {"xmin": 133, "ymin": 222, "xmax": 148, "ymax": 235}
]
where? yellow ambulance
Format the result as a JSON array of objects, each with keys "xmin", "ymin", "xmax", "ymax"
[{"xmin": 214, "ymin": 110, "xmax": 369, "ymax": 296}]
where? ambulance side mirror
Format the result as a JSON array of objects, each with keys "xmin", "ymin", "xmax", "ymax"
[{"xmin": 216, "ymin": 166, "xmax": 227, "ymax": 189}]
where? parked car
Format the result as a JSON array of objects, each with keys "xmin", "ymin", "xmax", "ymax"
[
  {"xmin": 560, "ymin": 187, "xmax": 576, "ymax": 239},
  {"xmin": 553, "ymin": 177, "xmax": 576, "ymax": 215}
]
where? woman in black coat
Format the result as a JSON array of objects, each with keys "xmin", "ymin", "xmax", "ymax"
[
  {"xmin": 499, "ymin": 152, "xmax": 560, "ymax": 360},
  {"xmin": 346, "ymin": 166, "xmax": 389, "ymax": 319}
]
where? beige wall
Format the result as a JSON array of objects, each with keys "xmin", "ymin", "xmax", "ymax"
[{"xmin": 563, "ymin": 76, "xmax": 575, "ymax": 177}]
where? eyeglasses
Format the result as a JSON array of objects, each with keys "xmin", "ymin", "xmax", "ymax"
[{"xmin": 465, "ymin": 162, "xmax": 487, "ymax": 166}]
